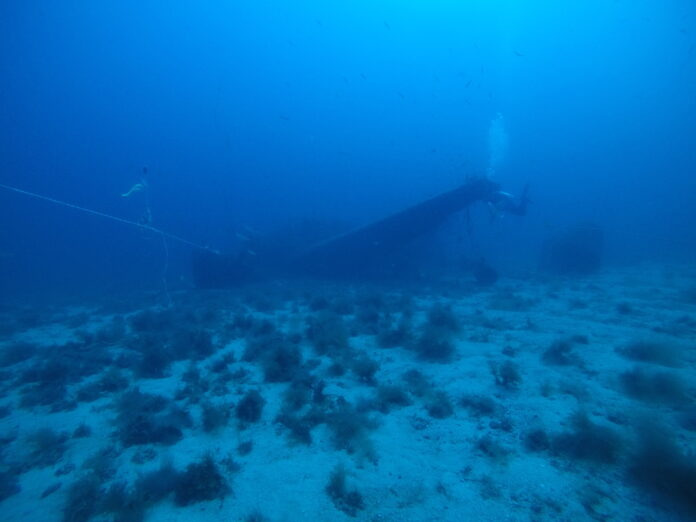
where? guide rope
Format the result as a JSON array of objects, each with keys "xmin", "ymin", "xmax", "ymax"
[{"xmin": 0, "ymin": 182, "xmax": 213, "ymax": 252}]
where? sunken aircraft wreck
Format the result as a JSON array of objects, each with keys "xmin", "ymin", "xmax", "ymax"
[{"xmin": 192, "ymin": 177, "xmax": 527, "ymax": 288}]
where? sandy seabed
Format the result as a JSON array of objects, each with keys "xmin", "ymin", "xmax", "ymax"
[{"xmin": 1, "ymin": 263, "xmax": 695, "ymax": 522}]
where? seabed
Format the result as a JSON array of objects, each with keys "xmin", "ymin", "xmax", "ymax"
[{"xmin": 1, "ymin": 263, "xmax": 695, "ymax": 521}]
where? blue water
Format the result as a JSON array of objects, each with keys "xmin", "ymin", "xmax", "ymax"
[
  {"xmin": 1, "ymin": 0, "xmax": 694, "ymax": 298},
  {"xmin": 1, "ymin": 2, "xmax": 695, "ymax": 521}
]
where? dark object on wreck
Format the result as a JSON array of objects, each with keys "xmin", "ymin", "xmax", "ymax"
[
  {"xmin": 539, "ymin": 222, "xmax": 603, "ymax": 275},
  {"xmin": 193, "ymin": 177, "xmax": 501, "ymax": 287},
  {"xmin": 471, "ymin": 258, "xmax": 499, "ymax": 286},
  {"xmin": 192, "ymin": 248, "xmax": 257, "ymax": 288}
]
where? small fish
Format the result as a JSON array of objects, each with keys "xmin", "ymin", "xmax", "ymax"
[
  {"xmin": 121, "ymin": 183, "xmax": 146, "ymax": 198},
  {"xmin": 514, "ymin": 50, "xmax": 524, "ymax": 57},
  {"xmin": 384, "ymin": 20, "xmax": 390, "ymax": 30},
  {"xmin": 397, "ymin": 91, "xmax": 405, "ymax": 99},
  {"xmin": 465, "ymin": 79, "xmax": 472, "ymax": 88},
  {"xmin": 360, "ymin": 72, "xmax": 367, "ymax": 80},
  {"xmin": 279, "ymin": 114, "xmax": 290, "ymax": 121}
]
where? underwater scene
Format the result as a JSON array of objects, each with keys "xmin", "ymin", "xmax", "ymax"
[{"xmin": 1, "ymin": 1, "xmax": 695, "ymax": 521}]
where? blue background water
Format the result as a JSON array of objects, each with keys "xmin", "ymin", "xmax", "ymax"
[{"xmin": 1, "ymin": 0, "xmax": 694, "ymax": 301}]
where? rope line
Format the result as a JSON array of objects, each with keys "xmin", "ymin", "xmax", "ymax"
[
  {"xmin": 0, "ymin": 182, "xmax": 213, "ymax": 252},
  {"xmin": 159, "ymin": 231, "xmax": 173, "ymax": 307}
]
